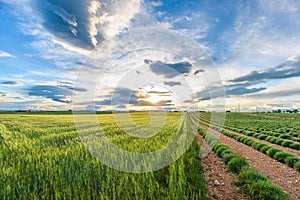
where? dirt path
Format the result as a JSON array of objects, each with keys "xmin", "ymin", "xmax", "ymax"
[
  {"xmin": 194, "ymin": 133, "xmax": 247, "ymax": 200},
  {"xmin": 224, "ymin": 127, "xmax": 300, "ymax": 157},
  {"xmin": 200, "ymin": 124, "xmax": 300, "ymax": 200}
]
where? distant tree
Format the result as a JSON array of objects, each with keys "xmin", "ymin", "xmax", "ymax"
[
  {"xmin": 273, "ymin": 109, "xmax": 282, "ymax": 113},
  {"xmin": 293, "ymin": 109, "xmax": 299, "ymax": 113}
]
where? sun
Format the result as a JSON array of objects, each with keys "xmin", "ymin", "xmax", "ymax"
[{"xmin": 145, "ymin": 94, "xmax": 162, "ymax": 104}]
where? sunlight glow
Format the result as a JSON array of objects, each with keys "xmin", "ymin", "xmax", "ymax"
[{"xmin": 145, "ymin": 94, "xmax": 162, "ymax": 104}]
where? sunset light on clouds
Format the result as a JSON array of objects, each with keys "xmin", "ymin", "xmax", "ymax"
[{"xmin": 0, "ymin": 0, "xmax": 300, "ymax": 112}]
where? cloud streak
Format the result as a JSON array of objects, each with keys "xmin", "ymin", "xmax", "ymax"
[
  {"xmin": 248, "ymin": 88, "xmax": 300, "ymax": 99},
  {"xmin": 196, "ymin": 84, "xmax": 266, "ymax": 101},
  {"xmin": 163, "ymin": 81, "xmax": 181, "ymax": 87},
  {"xmin": 1, "ymin": 81, "xmax": 21, "ymax": 86},
  {"xmin": 147, "ymin": 59, "xmax": 192, "ymax": 78},
  {"xmin": 27, "ymin": 84, "xmax": 86, "ymax": 103},
  {"xmin": 0, "ymin": 50, "xmax": 16, "ymax": 58},
  {"xmin": 230, "ymin": 55, "xmax": 300, "ymax": 83},
  {"xmin": 137, "ymin": 99, "xmax": 173, "ymax": 107},
  {"xmin": 0, "ymin": 91, "xmax": 7, "ymax": 97},
  {"xmin": 97, "ymin": 87, "xmax": 139, "ymax": 106}
]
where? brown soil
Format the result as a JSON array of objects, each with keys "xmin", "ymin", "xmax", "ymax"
[
  {"xmin": 194, "ymin": 132, "xmax": 247, "ymax": 200},
  {"xmin": 200, "ymin": 124, "xmax": 300, "ymax": 200}
]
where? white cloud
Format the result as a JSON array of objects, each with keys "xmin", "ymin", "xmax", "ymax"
[
  {"xmin": 96, "ymin": 0, "xmax": 142, "ymax": 38},
  {"xmin": 0, "ymin": 50, "xmax": 16, "ymax": 58},
  {"xmin": 88, "ymin": 0, "xmax": 101, "ymax": 46},
  {"xmin": 216, "ymin": 0, "xmax": 300, "ymax": 82},
  {"xmin": 2, "ymin": 0, "xmax": 143, "ymax": 71}
]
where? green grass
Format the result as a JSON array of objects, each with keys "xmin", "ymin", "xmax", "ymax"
[
  {"xmin": 290, "ymin": 143, "xmax": 300, "ymax": 150},
  {"xmin": 284, "ymin": 156, "xmax": 300, "ymax": 168},
  {"xmin": 295, "ymin": 161, "xmax": 300, "ymax": 173},
  {"xmin": 280, "ymin": 140, "xmax": 292, "ymax": 147},
  {"xmin": 222, "ymin": 153, "xmax": 238, "ymax": 164},
  {"xmin": 266, "ymin": 148, "xmax": 282, "ymax": 157},
  {"xmin": 0, "ymin": 113, "xmax": 208, "ymax": 199},
  {"xmin": 273, "ymin": 152, "xmax": 294, "ymax": 163},
  {"xmin": 208, "ymin": 112, "xmax": 300, "ymax": 150},
  {"xmin": 227, "ymin": 157, "xmax": 248, "ymax": 174},
  {"xmin": 254, "ymin": 143, "xmax": 267, "ymax": 151},
  {"xmin": 235, "ymin": 168, "xmax": 290, "ymax": 200},
  {"xmin": 260, "ymin": 145, "xmax": 273, "ymax": 154},
  {"xmin": 215, "ymin": 146, "xmax": 230, "ymax": 157}
]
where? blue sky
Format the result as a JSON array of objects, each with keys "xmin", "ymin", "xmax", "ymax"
[{"xmin": 0, "ymin": 0, "xmax": 300, "ymax": 111}]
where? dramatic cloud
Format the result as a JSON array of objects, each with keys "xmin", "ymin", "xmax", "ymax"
[
  {"xmin": 196, "ymin": 85, "xmax": 266, "ymax": 101},
  {"xmin": 115, "ymin": 104, "xmax": 126, "ymax": 109},
  {"xmin": 97, "ymin": 87, "xmax": 139, "ymax": 106},
  {"xmin": 146, "ymin": 59, "xmax": 192, "ymax": 78},
  {"xmin": 227, "ymin": 87, "xmax": 266, "ymax": 96},
  {"xmin": 183, "ymin": 99, "xmax": 199, "ymax": 104},
  {"xmin": 163, "ymin": 81, "xmax": 181, "ymax": 87},
  {"xmin": 248, "ymin": 88, "xmax": 300, "ymax": 99},
  {"xmin": 32, "ymin": 0, "xmax": 142, "ymax": 49},
  {"xmin": 2, "ymin": 0, "xmax": 300, "ymax": 111},
  {"xmin": 28, "ymin": 85, "xmax": 73, "ymax": 103},
  {"xmin": 0, "ymin": 50, "xmax": 16, "ymax": 58},
  {"xmin": 1, "ymin": 81, "xmax": 21, "ymax": 86},
  {"xmin": 56, "ymin": 81, "xmax": 87, "ymax": 92},
  {"xmin": 147, "ymin": 91, "xmax": 171, "ymax": 95},
  {"xmin": 194, "ymin": 69, "xmax": 205, "ymax": 75},
  {"xmin": 136, "ymin": 99, "xmax": 173, "ymax": 107},
  {"xmin": 96, "ymin": 87, "xmax": 174, "ymax": 108},
  {"xmin": 59, "ymin": 85, "xmax": 87, "ymax": 92},
  {"xmin": 0, "ymin": 91, "xmax": 6, "ymax": 97},
  {"xmin": 230, "ymin": 56, "xmax": 300, "ymax": 83},
  {"xmin": 58, "ymin": 81, "xmax": 73, "ymax": 85}
]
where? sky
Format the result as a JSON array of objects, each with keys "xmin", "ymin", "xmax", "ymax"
[{"xmin": 0, "ymin": 0, "xmax": 300, "ymax": 111}]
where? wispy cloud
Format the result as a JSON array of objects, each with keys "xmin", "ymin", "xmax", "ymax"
[
  {"xmin": 0, "ymin": 91, "xmax": 7, "ymax": 97},
  {"xmin": 217, "ymin": 0, "xmax": 300, "ymax": 80},
  {"xmin": 163, "ymin": 81, "xmax": 181, "ymax": 87},
  {"xmin": 26, "ymin": 82, "xmax": 87, "ymax": 104},
  {"xmin": 202, "ymin": 55, "xmax": 300, "ymax": 103},
  {"xmin": 248, "ymin": 87, "xmax": 300, "ymax": 99},
  {"xmin": 137, "ymin": 99, "xmax": 173, "ymax": 107},
  {"xmin": 96, "ymin": 87, "xmax": 139, "ymax": 107},
  {"xmin": 1, "ymin": 81, "xmax": 22, "ymax": 86},
  {"xmin": 230, "ymin": 55, "xmax": 300, "ymax": 83},
  {"xmin": 0, "ymin": 50, "xmax": 16, "ymax": 58},
  {"xmin": 196, "ymin": 85, "xmax": 265, "ymax": 101}
]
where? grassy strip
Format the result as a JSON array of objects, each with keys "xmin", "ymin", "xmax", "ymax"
[
  {"xmin": 221, "ymin": 129, "xmax": 300, "ymax": 172},
  {"xmin": 198, "ymin": 118, "xmax": 300, "ymax": 172},
  {"xmin": 192, "ymin": 120, "xmax": 290, "ymax": 200},
  {"xmin": 227, "ymin": 127, "xmax": 300, "ymax": 150},
  {"xmin": 200, "ymin": 117, "xmax": 300, "ymax": 150}
]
